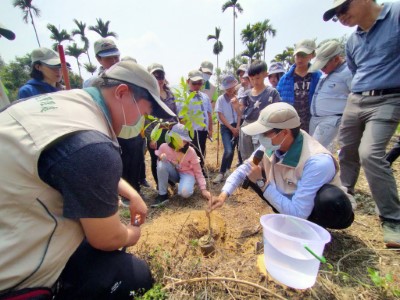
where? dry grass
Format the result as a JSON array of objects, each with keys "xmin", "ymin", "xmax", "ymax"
[{"xmin": 121, "ymin": 132, "xmax": 400, "ymax": 299}]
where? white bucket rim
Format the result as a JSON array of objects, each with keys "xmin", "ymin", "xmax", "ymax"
[{"xmin": 260, "ymin": 214, "xmax": 331, "ymax": 245}]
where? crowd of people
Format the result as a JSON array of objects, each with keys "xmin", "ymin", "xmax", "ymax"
[{"xmin": 0, "ymin": 0, "xmax": 399, "ymax": 299}]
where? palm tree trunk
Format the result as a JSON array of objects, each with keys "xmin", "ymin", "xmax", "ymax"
[
  {"xmin": 86, "ymin": 51, "xmax": 92, "ymax": 65},
  {"xmin": 29, "ymin": 9, "xmax": 41, "ymax": 47},
  {"xmin": 263, "ymin": 33, "xmax": 266, "ymax": 61},
  {"xmin": 233, "ymin": 8, "xmax": 235, "ymax": 68},
  {"xmin": 216, "ymin": 52, "xmax": 220, "ymax": 166},
  {"xmin": 76, "ymin": 58, "xmax": 82, "ymax": 78}
]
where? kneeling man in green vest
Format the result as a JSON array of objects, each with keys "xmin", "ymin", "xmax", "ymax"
[{"xmin": 210, "ymin": 102, "xmax": 355, "ymax": 229}]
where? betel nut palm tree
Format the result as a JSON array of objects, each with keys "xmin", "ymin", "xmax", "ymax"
[
  {"xmin": 256, "ymin": 19, "xmax": 276, "ymax": 61},
  {"xmin": 66, "ymin": 43, "xmax": 85, "ymax": 78},
  {"xmin": 47, "ymin": 23, "xmax": 73, "ymax": 51},
  {"xmin": 13, "ymin": 0, "xmax": 41, "ymax": 47},
  {"xmin": 88, "ymin": 18, "xmax": 118, "ymax": 38},
  {"xmin": 222, "ymin": 0, "xmax": 243, "ymax": 69},
  {"xmin": 207, "ymin": 27, "xmax": 223, "ymax": 87},
  {"xmin": 71, "ymin": 19, "xmax": 93, "ymax": 65}
]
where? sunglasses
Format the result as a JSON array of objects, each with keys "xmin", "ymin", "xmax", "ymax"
[
  {"xmin": 334, "ymin": 0, "xmax": 354, "ymax": 19},
  {"xmin": 191, "ymin": 81, "xmax": 203, "ymax": 86}
]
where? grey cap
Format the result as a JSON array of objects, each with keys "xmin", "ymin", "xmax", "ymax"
[
  {"xmin": 294, "ymin": 39, "xmax": 317, "ymax": 56},
  {"xmin": 104, "ymin": 61, "xmax": 175, "ymax": 117},
  {"xmin": 242, "ymin": 102, "xmax": 301, "ymax": 136},
  {"xmin": 94, "ymin": 38, "xmax": 120, "ymax": 57},
  {"xmin": 0, "ymin": 23, "xmax": 15, "ymax": 40},
  {"xmin": 170, "ymin": 123, "xmax": 192, "ymax": 142},
  {"xmin": 31, "ymin": 47, "xmax": 61, "ymax": 66},
  {"xmin": 220, "ymin": 74, "xmax": 238, "ymax": 90},
  {"xmin": 188, "ymin": 70, "xmax": 204, "ymax": 81},
  {"xmin": 147, "ymin": 63, "xmax": 164, "ymax": 74},
  {"xmin": 200, "ymin": 61, "xmax": 213, "ymax": 73},
  {"xmin": 268, "ymin": 62, "xmax": 286, "ymax": 75},
  {"xmin": 236, "ymin": 64, "xmax": 248, "ymax": 75},
  {"xmin": 308, "ymin": 41, "xmax": 343, "ymax": 72},
  {"xmin": 323, "ymin": 0, "xmax": 347, "ymax": 21}
]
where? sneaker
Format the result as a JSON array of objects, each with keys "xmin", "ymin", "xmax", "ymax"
[
  {"xmin": 140, "ymin": 179, "xmax": 152, "ymax": 188},
  {"xmin": 382, "ymin": 220, "xmax": 400, "ymax": 248},
  {"xmin": 212, "ymin": 173, "xmax": 224, "ymax": 184},
  {"xmin": 151, "ymin": 194, "xmax": 169, "ymax": 208}
]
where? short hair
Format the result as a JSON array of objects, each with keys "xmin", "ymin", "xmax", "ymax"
[
  {"xmin": 272, "ymin": 126, "xmax": 300, "ymax": 139},
  {"xmin": 30, "ymin": 62, "xmax": 44, "ymax": 80},
  {"xmin": 247, "ymin": 60, "xmax": 267, "ymax": 77}
]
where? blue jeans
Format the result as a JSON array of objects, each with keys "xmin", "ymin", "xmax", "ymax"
[
  {"xmin": 157, "ymin": 160, "xmax": 196, "ymax": 198},
  {"xmin": 220, "ymin": 124, "xmax": 238, "ymax": 173}
]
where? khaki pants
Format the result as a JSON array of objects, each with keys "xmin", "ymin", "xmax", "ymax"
[{"xmin": 338, "ymin": 93, "xmax": 400, "ymax": 221}]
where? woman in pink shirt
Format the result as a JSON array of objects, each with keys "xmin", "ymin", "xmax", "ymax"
[{"xmin": 152, "ymin": 124, "xmax": 211, "ymax": 207}]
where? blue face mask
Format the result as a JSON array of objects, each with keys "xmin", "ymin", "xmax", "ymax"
[{"xmin": 258, "ymin": 131, "xmax": 286, "ymax": 152}]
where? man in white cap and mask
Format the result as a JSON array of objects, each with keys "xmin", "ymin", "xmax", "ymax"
[
  {"xmin": 210, "ymin": 102, "xmax": 355, "ymax": 230},
  {"xmin": 308, "ymin": 40, "xmax": 351, "ymax": 152},
  {"xmin": 200, "ymin": 60, "xmax": 218, "ymax": 102},
  {"xmin": 323, "ymin": 0, "xmax": 400, "ymax": 248},
  {"xmin": 0, "ymin": 61, "xmax": 175, "ymax": 298}
]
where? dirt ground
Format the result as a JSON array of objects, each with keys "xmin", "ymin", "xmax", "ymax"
[{"xmin": 123, "ymin": 130, "xmax": 400, "ymax": 299}]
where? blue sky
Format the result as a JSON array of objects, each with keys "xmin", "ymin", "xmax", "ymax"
[{"xmin": 1, "ymin": 0, "xmax": 394, "ymax": 85}]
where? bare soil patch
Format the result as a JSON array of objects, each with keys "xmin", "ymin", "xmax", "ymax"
[{"xmin": 122, "ymin": 132, "xmax": 400, "ymax": 299}]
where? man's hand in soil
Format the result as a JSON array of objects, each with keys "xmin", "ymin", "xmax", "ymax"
[
  {"xmin": 118, "ymin": 179, "xmax": 148, "ymax": 225},
  {"xmin": 209, "ymin": 191, "xmax": 229, "ymax": 211},
  {"xmin": 201, "ymin": 189, "xmax": 212, "ymax": 201}
]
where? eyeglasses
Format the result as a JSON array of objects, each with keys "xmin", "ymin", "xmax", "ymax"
[
  {"xmin": 41, "ymin": 63, "xmax": 62, "ymax": 70},
  {"xmin": 191, "ymin": 81, "xmax": 203, "ymax": 86},
  {"xmin": 295, "ymin": 52, "xmax": 309, "ymax": 58},
  {"xmin": 335, "ymin": 0, "xmax": 354, "ymax": 18},
  {"xmin": 263, "ymin": 129, "xmax": 281, "ymax": 138}
]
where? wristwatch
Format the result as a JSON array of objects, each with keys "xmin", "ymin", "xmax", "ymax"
[{"xmin": 256, "ymin": 178, "xmax": 266, "ymax": 188}]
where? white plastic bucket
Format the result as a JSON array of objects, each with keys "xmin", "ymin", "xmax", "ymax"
[{"xmin": 260, "ymin": 214, "xmax": 331, "ymax": 289}]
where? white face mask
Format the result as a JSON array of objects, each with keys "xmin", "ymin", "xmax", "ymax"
[
  {"xmin": 258, "ymin": 131, "xmax": 286, "ymax": 152},
  {"xmin": 203, "ymin": 73, "xmax": 211, "ymax": 82},
  {"xmin": 118, "ymin": 95, "xmax": 146, "ymax": 139}
]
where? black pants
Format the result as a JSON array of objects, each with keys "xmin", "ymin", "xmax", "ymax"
[
  {"xmin": 191, "ymin": 130, "xmax": 208, "ymax": 172},
  {"xmin": 250, "ymin": 183, "xmax": 354, "ymax": 229},
  {"xmin": 118, "ymin": 136, "xmax": 145, "ymax": 192},
  {"xmin": 147, "ymin": 129, "xmax": 168, "ymax": 185},
  {"xmin": 55, "ymin": 241, "xmax": 153, "ymax": 300}
]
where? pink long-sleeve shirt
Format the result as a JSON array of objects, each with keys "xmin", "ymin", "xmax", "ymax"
[{"xmin": 155, "ymin": 143, "xmax": 207, "ymax": 190}]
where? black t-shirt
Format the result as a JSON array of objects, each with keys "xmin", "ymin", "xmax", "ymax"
[
  {"xmin": 293, "ymin": 73, "xmax": 312, "ymax": 133},
  {"xmin": 38, "ymin": 130, "xmax": 121, "ymax": 219}
]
